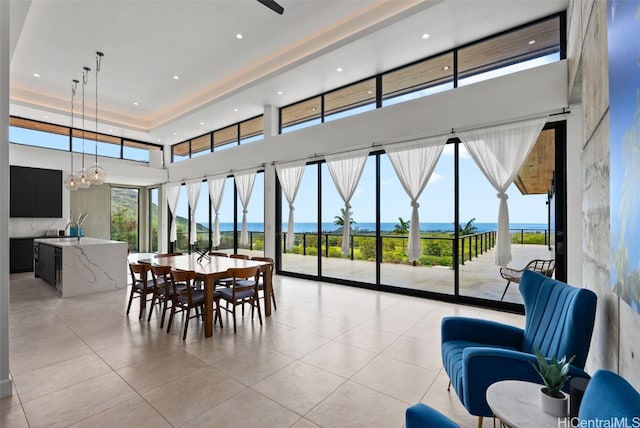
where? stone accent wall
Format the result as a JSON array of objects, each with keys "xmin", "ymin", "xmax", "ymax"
[{"xmin": 568, "ymin": 0, "xmax": 640, "ymax": 389}]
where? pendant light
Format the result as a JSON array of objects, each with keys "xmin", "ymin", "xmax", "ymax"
[
  {"xmin": 64, "ymin": 79, "xmax": 80, "ymax": 190},
  {"xmin": 88, "ymin": 51, "xmax": 106, "ymax": 185},
  {"xmin": 77, "ymin": 66, "xmax": 91, "ymax": 189}
]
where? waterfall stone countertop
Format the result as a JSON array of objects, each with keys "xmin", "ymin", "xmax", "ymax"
[{"xmin": 34, "ymin": 237, "xmax": 128, "ymax": 297}]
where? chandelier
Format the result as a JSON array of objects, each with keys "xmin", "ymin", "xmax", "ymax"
[{"xmin": 64, "ymin": 52, "xmax": 106, "ymax": 191}]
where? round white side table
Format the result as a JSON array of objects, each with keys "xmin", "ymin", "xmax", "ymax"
[{"xmin": 486, "ymin": 380, "xmax": 564, "ymax": 428}]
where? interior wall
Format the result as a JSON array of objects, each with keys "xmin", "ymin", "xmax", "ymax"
[
  {"xmin": 567, "ymin": 0, "xmax": 640, "ymax": 389},
  {"xmin": 69, "ymin": 184, "xmax": 111, "ymax": 240}
]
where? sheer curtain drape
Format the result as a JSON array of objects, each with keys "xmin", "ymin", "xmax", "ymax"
[
  {"xmin": 325, "ymin": 151, "xmax": 368, "ymax": 256},
  {"xmin": 457, "ymin": 117, "xmax": 546, "ymax": 266},
  {"xmin": 185, "ymin": 180, "xmax": 201, "ymax": 245},
  {"xmin": 234, "ymin": 172, "xmax": 256, "ymax": 247},
  {"xmin": 276, "ymin": 161, "xmax": 306, "ymax": 249},
  {"xmin": 165, "ymin": 183, "xmax": 181, "ymax": 243},
  {"xmin": 384, "ymin": 136, "xmax": 447, "ymax": 262},
  {"xmin": 207, "ymin": 176, "xmax": 226, "ymax": 248}
]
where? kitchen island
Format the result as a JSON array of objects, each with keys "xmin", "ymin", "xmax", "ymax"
[{"xmin": 33, "ymin": 237, "xmax": 128, "ymax": 297}]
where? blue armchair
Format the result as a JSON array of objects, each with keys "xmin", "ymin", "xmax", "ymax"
[
  {"xmin": 579, "ymin": 369, "xmax": 640, "ymax": 421},
  {"xmin": 406, "ymin": 403, "xmax": 459, "ymax": 428},
  {"xmin": 441, "ymin": 270, "xmax": 597, "ymax": 422}
]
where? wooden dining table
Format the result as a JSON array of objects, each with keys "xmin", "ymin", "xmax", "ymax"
[{"xmin": 135, "ymin": 254, "xmax": 273, "ymax": 338}]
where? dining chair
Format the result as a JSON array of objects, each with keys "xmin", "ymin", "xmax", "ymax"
[
  {"xmin": 154, "ymin": 252, "xmax": 183, "ymax": 257},
  {"xmin": 166, "ymin": 269, "xmax": 208, "ymax": 340},
  {"xmin": 127, "ymin": 262, "xmax": 153, "ymax": 319},
  {"xmin": 251, "ymin": 256, "xmax": 276, "ymax": 310},
  {"xmin": 147, "ymin": 264, "xmax": 187, "ymax": 328},
  {"xmin": 217, "ymin": 266, "xmax": 262, "ymax": 334},
  {"xmin": 208, "ymin": 251, "xmax": 228, "ymax": 257},
  {"xmin": 229, "ymin": 254, "xmax": 249, "ymax": 260},
  {"xmin": 216, "ymin": 253, "xmax": 251, "ymax": 288}
]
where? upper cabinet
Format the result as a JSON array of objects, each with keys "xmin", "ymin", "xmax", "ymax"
[{"xmin": 10, "ymin": 166, "xmax": 63, "ymax": 218}]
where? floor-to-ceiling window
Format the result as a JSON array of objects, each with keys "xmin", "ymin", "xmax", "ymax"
[
  {"xmin": 111, "ymin": 187, "xmax": 139, "ymax": 252},
  {"xmin": 149, "ymin": 187, "xmax": 159, "ymax": 252},
  {"xmin": 236, "ymin": 172, "xmax": 264, "ymax": 257},
  {"xmin": 173, "ymin": 185, "xmax": 189, "ymax": 253},
  {"xmin": 276, "ymin": 123, "xmax": 564, "ymax": 310}
]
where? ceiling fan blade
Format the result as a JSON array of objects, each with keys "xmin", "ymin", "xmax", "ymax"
[{"xmin": 257, "ymin": 0, "xmax": 284, "ymax": 15}]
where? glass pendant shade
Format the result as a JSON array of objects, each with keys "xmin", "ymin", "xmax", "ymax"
[
  {"xmin": 87, "ymin": 163, "xmax": 105, "ymax": 185},
  {"xmin": 64, "ymin": 173, "xmax": 79, "ymax": 191},
  {"xmin": 77, "ymin": 168, "xmax": 91, "ymax": 189}
]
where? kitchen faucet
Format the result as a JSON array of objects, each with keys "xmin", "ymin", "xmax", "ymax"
[{"xmin": 64, "ymin": 221, "xmax": 81, "ymax": 242}]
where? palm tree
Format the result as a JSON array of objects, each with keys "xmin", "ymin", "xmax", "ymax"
[
  {"xmin": 334, "ymin": 207, "xmax": 356, "ymax": 229},
  {"xmin": 393, "ymin": 217, "xmax": 410, "ymax": 235},
  {"xmin": 458, "ymin": 218, "xmax": 478, "ymax": 235}
]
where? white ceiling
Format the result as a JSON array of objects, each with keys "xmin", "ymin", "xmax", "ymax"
[{"xmin": 9, "ymin": 0, "xmax": 567, "ymax": 147}]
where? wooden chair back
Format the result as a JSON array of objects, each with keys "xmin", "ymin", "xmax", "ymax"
[
  {"xmin": 229, "ymin": 254, "xmax": 249, "ymax": 260},
  {"xmin": 170, "ymin": 269, "xmax": 197, "ymax": 303}
]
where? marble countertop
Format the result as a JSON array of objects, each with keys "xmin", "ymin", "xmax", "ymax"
[{"xmin": 34, "ymin": 237, "xmax": 127, "ymax": 247}]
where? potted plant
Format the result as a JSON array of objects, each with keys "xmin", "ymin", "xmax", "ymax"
[{"xmin": 531, "ymin": 349, "xmax": 575, "ymax": 417}]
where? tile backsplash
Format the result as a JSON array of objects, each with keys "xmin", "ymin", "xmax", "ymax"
[{"xmin": 9, "ymin": 218, "xmax": 70, "ymax": 238}]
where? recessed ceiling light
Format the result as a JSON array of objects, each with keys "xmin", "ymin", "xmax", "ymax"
[
  {"xmin": 133, "ymin": 101, "xmax": 139, "ymax": 106},
  {"xmin": 236, "ymin": 33, "xmax": 243, "ymax": 39},
  {"xmin": 33, "ymin": 73, "xmax": 40, "ymax": 78},
  {"xmin": 442, "ymin": 65, "xmax": 450, "ymax": 71},
  {"xmin": 528, "ymin": 39, "xmax": 536, "ymax": 45},
  {"xmin": 336, "ymin": 67, "xmax": 343, "ymax": 72},
  {"xmin": 233, "ymin": 108, "xmax": 239, "ymax": 112},
  {"xmin": 421, "ymin": 33, "xmax": 430, "ymax": 40},
  {"xmin": 108, "ymin": 129, "xmax": 113, "ymax": 132},
  {"xmin": 173, "ymin": 132, "xmax": 178, "ymax": 136},
  {"xmin": 200, "ymin": 122, "xmax": 205, "ymax": 125},
  {"xmin": 277, "ymin": 91, "xmax": 283, "ymax": 95},
  {"xmin": 173, "ymin": 75, "xmax": 180, "ymax": 80},
  {"xmin": 43, "ymin": 115, "xmax": 48, "ymax": 119},
  {"xmin": 156, "ymin": 139, "xmax": 161, "ymax": 142},
  {"xmin": 367, "ymin": 90, "xmax": 372, "ymax": 94}
]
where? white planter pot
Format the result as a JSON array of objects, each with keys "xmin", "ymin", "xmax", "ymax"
[{"xmin": 539, "ymin": 388, "xmax": 568, "ymax": 417}]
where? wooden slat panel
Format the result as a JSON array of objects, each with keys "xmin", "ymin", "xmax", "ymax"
[
  {"xmin": 240, "ymin": 116, "xmax": 264, "ymax": 139},
  {"xmin": 124, "ymin": 139, "xmax": 161, "ymax": 151},
  {"xmin": 459, "ymin": 18, "xmax": 559, "ymax": 77},
  {"xmin": 191, "ymin": 134, "xmax": 212, "ymax": 154},
  {"xmin": 214, "ymin": 125, "xmax": 238, "ymax": 147},
  {"xmin": 325, "ymin": 79, "xmax": 376, "ymax": 116},
  {"xmin": 281, "ymin": 96, "xmax": 321, "ymax": 128},
  {"xmin": 72, "ymin": 129, "xmax": 121, "ymax": 145},
  {"xmin": 514, "ymin": 129, "xmax": 555, "ymax": 195},
  {"xmin": 10, "ymin": 117, "xmax": 69, "ymax": 136},
  {"xmin": 382, "ymin": 52, "xmax": 454, "ymax": 99},
  {"xmin": 172, "ymin": 141, "xmax": 190, "ymax": 156}
]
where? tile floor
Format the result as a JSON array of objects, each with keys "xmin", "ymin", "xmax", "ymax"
[{"xmin": 2, "ymin": 272, "xmax": 524, "ymax": 427}]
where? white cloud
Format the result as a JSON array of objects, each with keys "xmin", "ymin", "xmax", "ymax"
[
  {"xmin": 442, "ymin": 143, "xmax": 470, "ymax": 159},
  {"xmin": 429, "ymin": 172, "xmax": 442, "ymax": 184},
  {"xmin": 381, "ymin": 178, "xmax": 394, "ymax": 186}
]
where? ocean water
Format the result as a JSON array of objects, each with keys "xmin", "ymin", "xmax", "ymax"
[{"xmin": 211, "ymin": 222, "xmax": 547, "ymax": 233}]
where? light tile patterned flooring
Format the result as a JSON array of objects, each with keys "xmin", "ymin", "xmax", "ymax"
[{"xmin": 2, "ymin": 272, "xmax": 524, "ymax": 427}]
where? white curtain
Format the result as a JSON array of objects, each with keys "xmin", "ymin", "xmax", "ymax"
[
  {"xmin": 207, "ymin": 176, "xmax": 226, "ymax": 247},
  {"xmin": 385, "ymin": 136, "xmax": 447, "ymax": 262},
  {"xmin": 276, "ymin": 161, "xmax": 306, "ymax": 250},
  {"xmin": 234, "ymin": 171, "xmax": 256, "ymax": 246},
  {"xmin": 186, "ymin": 180, "xmax": 201, "ymax": 245},
  {"xmin": 165, "ymin": 182, "xmax": 181, "ymax": 243},
  {"xmin": 457, "ymin": 117, "xmax": 546, "ymax": 266},
  {"xmin": 325, "ymin": 151, "xmax": 368, "ymax": 256}
]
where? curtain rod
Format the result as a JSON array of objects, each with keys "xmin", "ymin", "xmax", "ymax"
[{"xmin": 163, "ymin": 163, "xmax": 266, "ymax": 186}]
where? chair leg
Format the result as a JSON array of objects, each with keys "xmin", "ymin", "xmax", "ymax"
[
  {"xmin": 126, "ymin": 287, "xmax": 136, "ymax": 315},
  {"xmin": 147, "ymin": 293, "xmax": 157, "ymax": 322},
  {"xmin": 500, "ymin": 281, "xmax": 511, "ymax": 301},
  {"xmin": 271, "ymin": 286, "xmax": 277, "ymax": 310},
  {"xmin": 159, "ymin": 300, "xmax": 166, "ymax": 328},
  {"xmin": 477, "ymin": 416, "xmax": 483, "ymax": 428},
  {"xmin": 255, "ymin": 296, "xmax": 262, "ymax": 326},
  {"xmin": 166, "ymin": 305, "xmax": 176, "ymax": 333},
  {"xmin": 138, "ymin": 290, "xmax": 147, "ymax": 320},
  {"xmin": 232, "ymin": 305, "xmax": 237, "ymax": 334},
  {"xmin": 183, "ymin": 307, "xmax": 190, "ymax": 341}
]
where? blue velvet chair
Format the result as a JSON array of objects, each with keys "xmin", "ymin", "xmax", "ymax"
[
  {"xmin": 406, "ymin": 403, "xmax": 459, "ymax": 428},
  {"xmin": 579, "ymin": 369, "xmax": 640, "ymax": 421},
  {"xmin": 441, "ymin": 270, "xmax": 597, "ymax": 425}
]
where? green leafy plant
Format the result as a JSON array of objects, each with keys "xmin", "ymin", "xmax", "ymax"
[{"xmin": 531, "ymin": 349, "xmax": 575, "ymax": 398}]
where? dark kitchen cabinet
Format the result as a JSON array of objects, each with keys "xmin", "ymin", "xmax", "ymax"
[
  {"xmin": 10, "ymin": 238, "xmax": 35, "ymax": 273},
  {"xmin": 34, "ymin": 243, "xmax": 60, "ymax": 286},
  {"xmin": 10, "ymin": 166, "xmax": 62, "ymax": 218}
]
